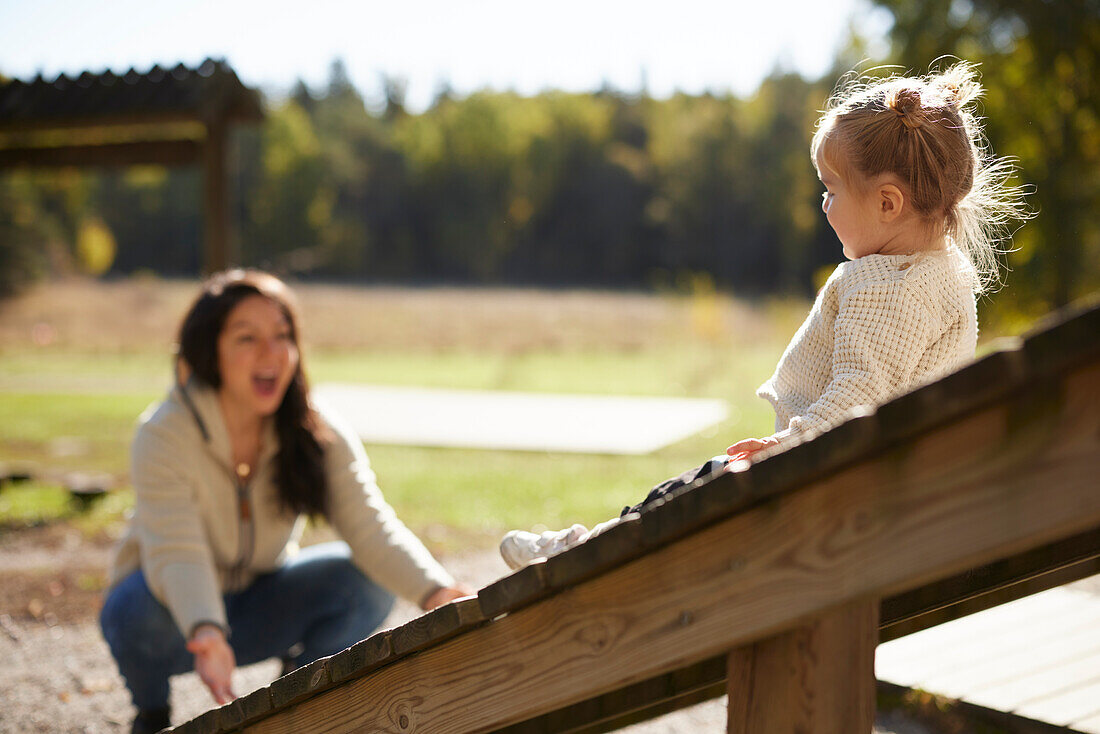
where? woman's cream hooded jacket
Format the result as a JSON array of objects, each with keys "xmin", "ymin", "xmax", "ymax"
[{"xmin": 108, "ymin": 379, "xmax": 455, "ymax": 638}]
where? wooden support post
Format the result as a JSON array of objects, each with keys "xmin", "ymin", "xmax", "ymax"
[
  {"xmin": 202, "ymin": 120, "xmax": 229, "ymax": 274},
  {"xmin": 727, "ymin": 599, "xmax": 879, "ymax": 734}
]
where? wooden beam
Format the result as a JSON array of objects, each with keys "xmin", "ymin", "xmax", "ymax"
[
  {"xmin": 202, "ymin": 121, "xmax": 230, "ymax": 273},
  {"xmin": 0, "ymin": 139, "xmax": 201, "ymax": 168},
  {"xmin": 727, "ymin": 599, "xmax": 878, "ymax": 733},
  {"xmin": 497, "ymin": 657, "xmax": 727, "ymax": 733},
  {"xmin": 0, "ymin": 110, "xmax": 204, "ymax": 134},
  {"xmin": 497, "ymin": 528, "xmax": 1100, "ymax": 734},
  {"xmin": 240, "ymin": 361, "xmax": 1100, "ymax": 734},
  {"xmin": 881, "ymin": 527, "xmax": 1100, "ymax": 641}
]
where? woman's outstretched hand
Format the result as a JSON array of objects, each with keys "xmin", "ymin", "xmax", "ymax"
[
  {"xmin": 186, "ymin": 625, "xmax": 237, "ymax": 704},
  {"xmin": 421, "ymin": 585, "xmax": 474, "ymax": 611}
]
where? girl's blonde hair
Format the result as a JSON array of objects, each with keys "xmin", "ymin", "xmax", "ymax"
[{"xmin": 811, "ymin": 61, "xmax": 1029, "ymax": 293}]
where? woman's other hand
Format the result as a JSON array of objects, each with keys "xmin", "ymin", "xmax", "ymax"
[
  {"xmin": 186, "ymin": 625, "xmax": 237, "ymax": 704},
  {"xmin": 421, "ymin": 585, "xmax": 474, "ymax": 611}
]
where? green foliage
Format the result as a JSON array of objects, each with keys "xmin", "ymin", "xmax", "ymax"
[
  {"xmin": 0, "ymin": 481, "xmax": 132, "ymax": 535},
  {"xmin": 3, "ymin": 19, "xmax": 1095, "ymax": 314},
  {"xmin": 243, "ymin": 100, "xmax": 332, "ymax": 269},
  {"xmin": 0, "ymin": 170, "xmax": 85, "ymax": 293},
  {"xmin": 0, "ymin": 179, "xmax": 47, "ymax": 296},
  {"xmin": 868, "ymin": 0, "xmax": 1100, "ymax": 310},
  {"xmin": 75, "ymin": 216, "xmax": 117, "ymax": 275}
]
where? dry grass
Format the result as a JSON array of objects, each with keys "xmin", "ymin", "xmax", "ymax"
[{"xmin": 0, "ymin": 275, "xmax": 806, "ymax": 355}]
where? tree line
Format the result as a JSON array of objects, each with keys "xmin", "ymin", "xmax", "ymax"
[{"xmin": 2, "ymin": 0, "xmax": 1096, "ymax": 314}]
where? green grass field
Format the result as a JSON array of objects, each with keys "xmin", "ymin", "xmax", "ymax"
[
  {"xmin": 1, "ymin": 276, "xmax": 1009, "ymax": 552},
  {"xmin": 0, "ymin": 348, "xmax": 777, "ymax": 549}
]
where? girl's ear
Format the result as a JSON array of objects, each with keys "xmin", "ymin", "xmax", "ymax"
[{"xmin": 879, "ymin": 184, "xmax": 905, "ymax": 222}]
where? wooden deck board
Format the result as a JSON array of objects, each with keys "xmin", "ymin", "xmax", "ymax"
[
  {"xmin": 963, "ymin": 642, "xmax": 1100, "ymax": 708},
  {"xmin": 919, "ymin": 600, "xmax": 1100, "ymax": 696},
  {"xmin": 876, "ymin": 582, "xmax": 1100, "ymax": 733},
  {"xmin": 1020, "ymin": 680, "xmax": 1100, "ymax": 728},
  {"xmin": 875, "ymin": 590, "xmax": 1084, "ymax": 682}
]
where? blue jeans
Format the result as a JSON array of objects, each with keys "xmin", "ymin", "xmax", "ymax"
[{"xmin": 99, "ymin": 541, "xmax": 394, "ymax": 710}]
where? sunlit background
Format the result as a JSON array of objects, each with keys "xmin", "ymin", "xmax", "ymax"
[
  {"xmin": 1, "ymin": 0, "xmax": 1097, "ymax": 518},
  {"xmin": 0, "ymin": 2, "xmax": 1098, "ymax": 729},
  {"xmin": 1, "ymin": 0, "xmax": 1098, "ymax": 526},
  {"xmin": 1, "ymin": 0, "xmax": 892, "ymax": 111}
]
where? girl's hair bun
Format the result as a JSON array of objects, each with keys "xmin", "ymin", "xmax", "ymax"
[
  {"xmin": 888, "ymin": 86, "xmax": 924, "ymax": 130},
  {"xmin": 932, "ymin": 63, "xmax": 982, "ymax": 110}
]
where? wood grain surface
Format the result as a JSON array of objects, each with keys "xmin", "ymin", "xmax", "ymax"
[
  {"xmin": 727, "ymin": 600, "xmax": 878, "ymax": 733},
  {"xmin": 240, "ymin": 361, "xmax": 1100, "ymax": 733}
]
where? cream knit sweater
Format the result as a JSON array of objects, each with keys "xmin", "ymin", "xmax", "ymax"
[{"xmin": 757, "ymin": 247, "xmax": 978, "ymax": 446}]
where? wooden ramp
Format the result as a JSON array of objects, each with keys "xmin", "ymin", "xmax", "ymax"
[{"xmin": 170, "ymin": 298, "xmax": 1100, "ymax": 734}]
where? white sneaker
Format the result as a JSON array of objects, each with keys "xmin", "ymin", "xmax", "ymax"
[{"xmin": 499, "ymin": 523, "xmax": 589, "ymax": 570}]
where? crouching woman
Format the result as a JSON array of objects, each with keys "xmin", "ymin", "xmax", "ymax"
[{"xmin": 100, "ymin": 270, "xmax": 468, "ymax": 734}]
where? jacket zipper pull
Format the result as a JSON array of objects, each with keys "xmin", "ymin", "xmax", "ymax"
[
  {"xmin": 233, "ymin": 463, "xmax": 254, "ymax": 586},
  {"xmin": 235, "ymin": 463, "xmax": 253, "ymax": 520}
]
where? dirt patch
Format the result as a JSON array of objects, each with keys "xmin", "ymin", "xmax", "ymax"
[{"xmin": 0, "ymin": 524, "xmax": 113, "ymax": 626}]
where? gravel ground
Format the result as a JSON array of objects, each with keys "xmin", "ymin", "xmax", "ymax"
[{"xmin": 0, "ymin": 531, "xmax": 933, "ymax": 734}]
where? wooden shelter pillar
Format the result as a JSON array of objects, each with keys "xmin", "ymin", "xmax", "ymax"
[
  {"xmin": 727, "ymin": 598, "xmax": 879, "ymax": 733},
  {"xmin": 202, "ymin": 120, "xmax": 230, "ymax": 274}
]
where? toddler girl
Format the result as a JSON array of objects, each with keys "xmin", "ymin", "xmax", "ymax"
[{"xmin": 501, "ymin": 62, "xmax": 1028, "ymax": 570}]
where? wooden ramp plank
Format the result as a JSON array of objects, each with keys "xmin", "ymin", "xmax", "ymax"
[
  {"xmin": 327, "ymin": 630, "xmax": 393, "ymax": 685},
  {"xmin": 389, "ymin": 596, "xmax": 485, "ymax": 656},
  {"xmin": 238, "ymin": 360, "xmax": 1100, "ymax": 734}
]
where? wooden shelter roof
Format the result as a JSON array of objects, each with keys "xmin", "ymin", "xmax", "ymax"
[
  {"xmin": 0, "ymin": 59, "xmax": 262, "ymax": 272},
  {"xmin": 0, "ymin": 58, "xmax": 262, "ymax": 131}
]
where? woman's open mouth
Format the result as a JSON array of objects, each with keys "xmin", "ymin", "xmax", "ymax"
[{"xmin": 252, "ymin": 374, "xmax": 279, "ymax": 397}]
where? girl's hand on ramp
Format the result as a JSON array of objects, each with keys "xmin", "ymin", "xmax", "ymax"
[
  {"xmin": 725, "ymin": 436, "xmax": 780, "ymax": 471},
  {"xmin": 726, "ymin": 436, "xmax": 779, "ymax": 458}
]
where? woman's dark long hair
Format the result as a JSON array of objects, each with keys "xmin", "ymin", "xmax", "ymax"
[{"xmin": 176, "ymin": 269, "xmax": 330, "ymax": 516}]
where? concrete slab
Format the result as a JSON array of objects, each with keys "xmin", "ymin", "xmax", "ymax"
[{"xmin": 313, "ymin": 383, "xmax": 729, "ymax": 455}]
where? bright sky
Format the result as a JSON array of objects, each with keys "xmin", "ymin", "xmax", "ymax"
[{"xmin": 0, "ymin": 0, "xmax": 892, "ymax": 112}]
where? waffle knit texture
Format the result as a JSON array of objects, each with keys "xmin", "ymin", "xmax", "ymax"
[
  {"xmin": 758, "ymin": 247, "xmax": 978, "ymax": 447},
  {"xmin": 108, "ymin": 380, "xmax": 455, "ymax": 638}
]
